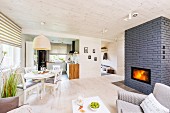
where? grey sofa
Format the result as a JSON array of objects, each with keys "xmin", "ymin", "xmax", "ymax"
[{"xmin": 116, "ymin": 83, "xmax": 170, "ymax": 113}]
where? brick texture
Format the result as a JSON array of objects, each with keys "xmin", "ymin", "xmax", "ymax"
[{"xmin": 125, "ymin": 16, "xmax": 170, "ymax": 94}]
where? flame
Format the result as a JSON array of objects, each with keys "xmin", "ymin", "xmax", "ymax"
[{"xmin": 133, "ymin": 70, "xmax": 149, "ymax": 82}]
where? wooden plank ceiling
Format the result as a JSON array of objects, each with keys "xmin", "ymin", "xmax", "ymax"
[{"xmin": 0, "ymin": 0, "xmax": 170, "ymax": 40}]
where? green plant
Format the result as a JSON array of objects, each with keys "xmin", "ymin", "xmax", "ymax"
[
  {"xmin": 59, "ymin": 57, "xmax": 65, "ymax": 62},
  {"xmin": 1, "ymin": 71, "xmax": 18, "ymax": 98}
]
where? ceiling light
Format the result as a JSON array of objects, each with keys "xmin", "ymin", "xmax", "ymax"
[
  {"xmin": 33, "ymin": 35, "xmax": 51, "ymax": 50},
  {"xmin": 102, "ymin": 28, "xmax": 108, "ymax": 33},
  {"xmin": 132, "ymin": 13, "xmax": 138, "ymax": 17},
  {"xmin": 124, "ymin": 18, "xmax": 128, "ymax": 21},
  {"xmin": 128, "ymin": 13, "xmax": 132, "ymax": 20},
  {"xmin": 41, "ymin": 22, "xmax": 46, "ymax": 25},
  {"xmin": 124, "ymin": 12, "xmax": 138, "ymax": 21}
]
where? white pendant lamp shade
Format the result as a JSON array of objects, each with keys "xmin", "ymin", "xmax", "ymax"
[{"xmin": 33, "ymin": 35, "xmax": 51, "ymax": 50}]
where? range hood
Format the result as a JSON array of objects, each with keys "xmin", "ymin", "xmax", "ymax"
[{"xmin": 69, "ymin": 41, "xmax": 75, "ymax": 53}]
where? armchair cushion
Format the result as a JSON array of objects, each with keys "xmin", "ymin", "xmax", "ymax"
[
  {"xmin": 118, "ymin": 91, "xmax": 147, "ymax": 105},
  {"xmin": 116, "ymin": 100, "xmax": 142, "ymax": 113},
  {"xmin": 0, "ymin": 97, "xmax": 19, "ymax": 113},
  {"xmin": 140, "ymin": 93, "xmax": 169, "ymax": 113}
]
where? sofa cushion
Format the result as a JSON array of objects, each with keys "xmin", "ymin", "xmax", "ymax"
[
  {"xmin": 116, "ymin": 100, "xmax": 143, "ymax": 113},
  {"xmin": 140, "ymin": 93, "xmax": 169, "ymax": 113},
  {"xmin": 0, "ymin": 97, "xmax": 19, "ymax": 113},
  {"xmin": 153, "ymin": 83, "xmax": 170, "ymax": 110}
]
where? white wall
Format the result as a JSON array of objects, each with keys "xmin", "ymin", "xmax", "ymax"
[
  {"xmin": 79, "ymin": 37, "xmax": 101, "ymax": 78},
  {"xmin": 25, "ymin": 41, "xmax": 34, "ymax": 67},
  {"xmin": 116, "ymin": 34, "xmax": 125, "ymax": 76}
]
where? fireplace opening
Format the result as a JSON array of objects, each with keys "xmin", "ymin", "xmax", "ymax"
[{"xmin": 131, "ymin": 67, "xmax": 151, "ymax": 84}]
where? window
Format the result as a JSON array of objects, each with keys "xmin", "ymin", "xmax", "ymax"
[
  {"xmin": 49, "ymin": 55, "xmax": 66, "ymax": 62},
  {"xmin": 0, "ymin": 44, "xmax": 21, "ymax": 70}
]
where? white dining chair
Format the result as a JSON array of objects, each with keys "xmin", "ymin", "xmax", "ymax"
[
  {"xmin": 53, "ymin": 65, "xmax": 60, "ymax": 71},
  {"xmin": 44, "ymin": 69, "xmax": 62, "ymax": 96},
  {"xmin": 24, "ymin": 67, "xmax": 36, "ymax": 74},
  {"xmin": 17, "ymin": 73, "xmax": 40, "ymax": 104}
]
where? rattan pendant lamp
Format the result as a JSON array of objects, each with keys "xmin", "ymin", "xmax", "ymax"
[{"xmin": 33, "ymin": 35, "xmax": 51, "ymax": 50}]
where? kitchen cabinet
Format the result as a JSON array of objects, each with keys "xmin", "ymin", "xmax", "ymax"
[{"xmin": 68, "ymin": 64, "xmax": 79, "ymax": 79}]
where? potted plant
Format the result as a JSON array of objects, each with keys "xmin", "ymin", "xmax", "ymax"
[
  {"xmin": 1, "ymin": 71, "xmax": 18, "ymax": 98},
  {"xmin": 0, "ymin": 51, "xmax": 18, "ymax": 98}
]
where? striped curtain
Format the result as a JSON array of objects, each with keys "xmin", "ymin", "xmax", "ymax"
[{"xmin": 0, "ymin": 12, "xmax": 22, "ymax": 47}]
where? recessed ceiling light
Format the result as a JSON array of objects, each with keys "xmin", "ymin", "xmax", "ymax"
[
  {"xmin": 132, "ymin": 13, "xmax": 138, "ymax": 17},
  {"xmin": 41, "ymin": 22, "xmax": 46, "ymax": 25},
  {"xmin": 102, "ymin": 28, "xmax": 108, "ymax": 33},
  {"xmin": 124, "ymin": 18, "xmax": 128, "ymax": 21},
  {"xmin": 124, "ymin": 12, "xmax": 138, "ymax": 21}
]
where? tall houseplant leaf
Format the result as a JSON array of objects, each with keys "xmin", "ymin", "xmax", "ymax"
[{"xmin": 1, "ymin": 71, "xmax": 18, "ymax": 98}]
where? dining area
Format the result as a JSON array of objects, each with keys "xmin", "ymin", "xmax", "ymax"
[{"xmin": 16, "ymin": 66, "xmax": 63, "ymax": 104}]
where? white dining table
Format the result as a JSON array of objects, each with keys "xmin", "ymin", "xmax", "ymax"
[{"xmin": 24, "ymin": 71, "xmax": 55, "ymax": 99}]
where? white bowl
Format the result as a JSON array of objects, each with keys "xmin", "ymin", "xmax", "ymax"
[{"xmin": 89, "ymin": 105, "xmax": 99, "ymax": 111}]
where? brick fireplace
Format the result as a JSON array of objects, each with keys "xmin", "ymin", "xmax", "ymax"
[{"xmin": 125, "ymin": 16, "xmax": 170, "ymax": 94}]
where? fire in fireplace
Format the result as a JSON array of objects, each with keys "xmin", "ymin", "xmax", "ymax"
[{"xmin": 131, "ymin": 67, "xmax": 151, "ymax": 84}]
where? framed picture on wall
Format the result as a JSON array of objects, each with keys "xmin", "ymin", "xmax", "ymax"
[
  {"xmin": 93, "ymin": 49, "xmax": 95, "ymax": 53},
  {"xmin": 88, "ymin": 55, "xmax": 91, "ymax": 59},
  {"xmin": 94, "ymin": 57, "xmax": 97, "ymax": 61},
  {"xmin": 84, "ymin": 47, "xmax": 88, "ymax": 53}
]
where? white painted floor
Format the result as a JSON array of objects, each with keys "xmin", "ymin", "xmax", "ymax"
[{"xmin": 19, "ymin": 75, "xmax": 124, "ymax": 113}]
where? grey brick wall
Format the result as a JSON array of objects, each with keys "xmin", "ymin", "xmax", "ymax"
[{"xmin": 125, "ymin": 17, "xmax": 170, "ymax": 94}]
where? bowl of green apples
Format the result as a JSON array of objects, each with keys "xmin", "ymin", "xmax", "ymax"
[{"xmin": 89, "ymin": 102, "xmax": 100, "ymax": 111}]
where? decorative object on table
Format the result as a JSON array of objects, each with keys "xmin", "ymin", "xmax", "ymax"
[
  {"xmin": 93, "ymin": 49, "xmax": 95, "ymax": 53},
  {"xmin": 1, "ymin": 71, "xmax": 18, "ymax": 98},
  {"xmin": 76, "ymin": 95, "xmax": 85, "ymax": 112},
  {"xmin": 89, "ymin": 102, "xmax": 100, "ymax": 111},
  {"xmin": 33, "ymin": 35, "xmax": 51, "ymax": 50},
  {"xmin": 77, "ymin": 95, "xmax": 84, "ymax": 106},
  {"xmin": 38, "ymin": 70, "xmax": 49, "ymax": 74},
  {"xmin": 94, "ymin": 57, "xmax": 97, "ymax": 61},
  {"xmin": 88, "ymin": 55, "xmax": 91, "ymax": 59},
  {"xmin": 84, "ymin": 47, "xmax": 88, "ymax": 53}
]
